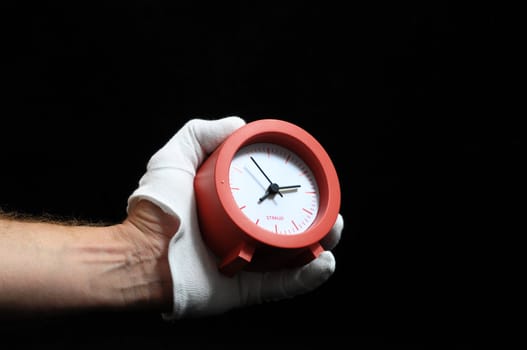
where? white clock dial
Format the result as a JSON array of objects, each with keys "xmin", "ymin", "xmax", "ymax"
[{"xmin": 229, "ymin": 143, "xmax": 319, "ymax": 235}]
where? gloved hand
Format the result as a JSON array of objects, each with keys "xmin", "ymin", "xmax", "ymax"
[{"xmin": 127, "ymin": 116, "xmax": 344, "ymax": 320}]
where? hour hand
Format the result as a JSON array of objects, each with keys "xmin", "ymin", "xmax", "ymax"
[
  {"xmin": 258, "ymin": 184, "xmax": 301, "ymax": 203},
  {"xmin": 278, "ymin": 185, "xmax": 301, "ymax": 191}
]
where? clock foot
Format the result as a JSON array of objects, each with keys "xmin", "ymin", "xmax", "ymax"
[{"xmin": 218, "ymin": 242, "xmax": 256, "ymax": 277}]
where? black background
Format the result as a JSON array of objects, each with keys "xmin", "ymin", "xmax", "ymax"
[{"xmin": 0, "ymin": 1, "xmax": 510, "ymax": 347}]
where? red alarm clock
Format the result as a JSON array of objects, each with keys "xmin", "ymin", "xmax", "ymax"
[{"xmin": 194, "ymin": 119, "xmax": 340, "ymax": 277}]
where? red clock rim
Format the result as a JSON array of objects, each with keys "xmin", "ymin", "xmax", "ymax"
[{"xmin": 215, "ymin": 119, "xmax": 341, "ymax": 249}]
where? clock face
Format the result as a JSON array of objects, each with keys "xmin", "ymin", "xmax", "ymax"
[{"xmin": 229, "ymin": 142, "xmax": 320, "ymax": 235}]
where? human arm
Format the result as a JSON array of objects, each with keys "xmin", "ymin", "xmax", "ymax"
[{"xmin": 0, "ymin": 201, "xmax": 175, "ymax": 318}]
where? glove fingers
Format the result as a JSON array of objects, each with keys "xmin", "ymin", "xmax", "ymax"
[
  {"xmin": 320, "ymin": 213, "xmax": 344, "ymax": 250},
  {"xmin": 242, "ymin": 251, "xmax": 336, "ymax": 305},
  {"xmin": 189, "ymin": 116, "xmax": 247, "ymax": 156},
  {"xmin": 148, "ymin": 116, "xmax": 246, "ymax": 172}
]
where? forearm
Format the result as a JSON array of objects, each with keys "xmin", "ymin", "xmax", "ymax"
[{"xmin": 0, "ymin": 215, "xmax": 172, "ymax": 317}]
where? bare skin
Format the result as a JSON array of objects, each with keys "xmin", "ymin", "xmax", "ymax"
[{"xmin": 0, "ymin": 200, "xmax": 177, "ymax": 318}]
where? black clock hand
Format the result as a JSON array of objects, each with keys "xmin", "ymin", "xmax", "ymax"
[
  {"xmin": 258, "ymin": 184, "xmax": 301, "ymax": 203},
  {"xmin": 278, "ymin": 185, "xmax": 301, "ymax": 191},
  {"xmin": 250, "ymin": 156, "xmax": 283, "ymax": 198},
  {"xmin": 250, "ymin": 156, "xmax": 273, "ymax": 185}
]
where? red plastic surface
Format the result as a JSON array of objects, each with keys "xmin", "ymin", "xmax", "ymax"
[{"xmin": 194, "ymin": 119, "xmax": 340, "ymax": 276}]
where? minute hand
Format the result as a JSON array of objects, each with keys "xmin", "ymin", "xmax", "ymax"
[{"xmin": 250, "ymin": 156, "xmax": 283, "ymax": 198}]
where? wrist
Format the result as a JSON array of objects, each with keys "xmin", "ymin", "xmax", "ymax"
[{"xmin": 109, "ymin": 221, "xmax": 173, "ymax": 312}]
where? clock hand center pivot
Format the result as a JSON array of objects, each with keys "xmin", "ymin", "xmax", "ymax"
[{"xmin": 259, "ymin": 183, "xmax": 280, "ymax": 203}]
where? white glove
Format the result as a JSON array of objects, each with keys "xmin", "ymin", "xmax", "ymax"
[{"xmin": 127, "ymin": 116, "xmax": 344, "ymax": 320}]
